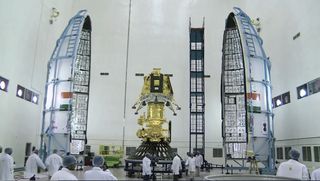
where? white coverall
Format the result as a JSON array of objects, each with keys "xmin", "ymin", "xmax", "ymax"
[
  {"xmin": 0, "ymin": 153, "xmax": 14, "ymax": 180},
  {"xmin": 142, "ymin": 156, "xmax": 152, "ymax": 176},
  {"xmin": 171, "ymin": 155, "xmax": 182, "ymax": 175},
  {"xmin": 186, "ymin": 157, "xmax": 196, "ymax": 179},
  {"xmin": 51, "ymin": 167, "xmax": 77, "ymax": 180},
  {"xmin": 45, "ymin": 153, "xmax": 63, "ymax": 176},
  {"xmin": 276, "ymin": 159, "xmax": 309, "ymax": 180},
  {"xmin": 311, "ymin": 168, "xmax": 320, "ymax": 180},
  {"xmin": 196, "ymin": 154, "xmax": 203, "ymax": 166},
  {"xmin": 84, "ymin": 167, "xmax": 117, "ymax": 180},
  {"xmin": 195, "ymin": 154, "xmax": 203, "ymax": 176},
  {"xmin": 24, "ymin": 153, "xmax": 46, "ymax": 178}
]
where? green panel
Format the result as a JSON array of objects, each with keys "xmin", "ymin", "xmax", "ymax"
[
  {"xmin": 59, "ymin": 104, "xmax": 71, "ymax": 111},
  {"xmin": 247, "ymin": 105, "xmax": 261, "ymax": 113}
]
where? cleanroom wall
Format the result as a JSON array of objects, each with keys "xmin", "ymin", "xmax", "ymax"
[
  {"xmin": 245, "ymin": 0, "xmax": 320, "ymax": 170},
  {"xmin": 71, "ymin": 0, "xmax": 243, "ymax": 163},
  {"xmin": 1, "ymin": 0, "xmax": 320, "ymax": 167},
  {"xmin": 72, "ymin": 0, "xmax": 320, "ymax": 165},
  {"xmin": 0, "ymin": 0, "xmax": 75, "ymax": 167}
]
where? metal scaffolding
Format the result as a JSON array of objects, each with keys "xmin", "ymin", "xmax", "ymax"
[
  {"xmin": 40, "ymin": 10, "xmax": 92, "ymax": 159},
  {"xmin": 189, "ymin": 19, "xmax": 205, "ymax": 155}
]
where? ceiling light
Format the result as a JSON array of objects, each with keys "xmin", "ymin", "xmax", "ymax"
[
  {"xmin": 0, "ymin": 81, "xmax": 6, "ymax": 90},
  {"xmin": 299, "ymin": 89, "xmax": 307, "ymax": 98},
  {"xmin": 297, "ymin": 84, "xmax": 308, "ymax": 99},
  {"xmin": 17, "ymin": 89, "xmax": 23, "ymax": 96},
  {"xmin": 0, "ymin": 76, "xmax": 9, "ymax": 92},
  {"xmin": 32, "ymin": 95, "xmax": 38, "ymax": 103},
  {"xmin": 16, "ymin": 85, "xmax": 25, "ymax": 98},
  {"xmin": 24, "ymin": 89, "xmax": 32, "ymax": 102},
  {"xmin": 276, "ymin": 99, "xmax": 282, "ymax": 106},
  {"xmin": 32, "ymin": 92, "xmax": 39, "ymax": 104}
]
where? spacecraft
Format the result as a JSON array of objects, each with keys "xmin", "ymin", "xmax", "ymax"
[
  {"xmin": 129, "ymin": 68, "xmax": 180, "ymax": 159},
  {"xmin": 132, "ymin": 68, "xmax": 180, "ymax": 142}
]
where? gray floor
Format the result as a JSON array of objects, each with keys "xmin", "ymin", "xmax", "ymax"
[{"xmin": 15, "ymin": 167, "xmax": 230, "ymax": 180}]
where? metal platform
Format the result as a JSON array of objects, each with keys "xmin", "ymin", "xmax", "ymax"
[
  {"xmin": 125, "ymin": 141, "xmax": 186, "ymax": 177},
  {"xmin": 205, "ymin": 174, "xmax": 297, "ymax": 180},
  {"xmin": 128, "ymin": 141, "xmax": 174, "ymax": 160},
  {"xmin": 124, "ymin": 159, "xmax": 186, "ymax": 177}
]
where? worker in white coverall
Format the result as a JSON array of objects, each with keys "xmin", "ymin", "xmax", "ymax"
[
  {"xmin": 45, "ymin": 149, "xmax": 62, "ymax": 178},
  {"xmin": 184, "ymin": 152, "xmax": 191, "ymax": 176},
  {"xmin": 171, "ymin": 153, "xmax": 182, "ymax": 181},
  {"xmin": 0, "ymin": 147, "xmax": 15, "ymax": 180},
  {"xmin": 311, "ymin": 167, "xmax": 320, "ymax": 180},
  {"xmin": 84, "ymin": 155, "xmax": 117, "ymax": 180},
  {"xmin": 195, "ymin": 152, "xmax": 203, "ymax": 177},
  {"xmin": 51, "ymin": 155, "xmax": 78, "ymax": 180},
  {"xmin": 24, "ymin": 149, "xmax": 46, "ymax": 180},
  {"xmin": 277, "ymin": 148, "xmax": 309, "ymax": 180},
  {"xmin": 185, "ymin": 153, "xmax": 196, "ymax": 181},
  {"xmin": 142, "ymin": 153, "xmax": 152, "ymax": 181}
]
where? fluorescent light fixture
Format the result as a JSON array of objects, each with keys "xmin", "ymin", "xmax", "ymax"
[
  {"xmin": 297, "ymin": 83, "xmax": 308, "ymax": 99},
  {"xmin": 25, "ymin": 89, "xmax": 32, "ymax": 102},
  {"xmin": 0, "ymin": 76, "xmax": 9, "ymax": 92},
  {"xmin": 0, "ymin": 81, "xmax": 6, "ymax": 90},
  {"xmin": 16, "ymin": 85, "xmax": 25, "ymax": 98},
  {"xmin": 308, "ymin": 78, "xmax": 320, "ymax": 95},
  {"xmin": 282, "ymin": 91, "xmax": 291, "ymax": 104},
  {"xmin": 32, "ymin": 96, "xmax": 38, "ymax": 103},
  {"xmin": 276, "ymin": 99, "xmax": 282, "ymax": 106},
  {"xmin": 274, "ymin": 95, "xmax": 282, "ymax": 108},
  {"xmin": 273, "ymin": 91, "xmax": 290, "ymax": 108},
  {"xmin": 17, "ymin": 90, "xmax": 23, "ymax": 96},
  {"xmin": 32, "ymin": 93, "xmax": 39, "ymax": 104},
  {"xmin": 299, "ymin": 89, "xmax": 306, "ymax": 98},
  {"xmin": 16, "ymin": 84, "xmax": 39, "ymax": 104}
]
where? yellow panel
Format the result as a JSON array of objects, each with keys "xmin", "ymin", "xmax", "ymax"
[{"xmin": 154, "ymin": 79, "xmax": 160, "ymax": 86}]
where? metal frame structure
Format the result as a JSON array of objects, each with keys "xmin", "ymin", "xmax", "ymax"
[
  {"xmin": 189, "ymin": 19, "xmax": 205, "ymax": 155},
  {"xmin": 221, "ymin": 7, "xmax": 275, "ymax": 174},
  {"xmin": 40, "ymin": 10, "xmax": 92, "ymax": 159}
]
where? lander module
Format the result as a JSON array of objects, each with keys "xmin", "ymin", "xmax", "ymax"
[{"xmin": 129, "ymin": 68, "xmax": 180, "ymax": 160}]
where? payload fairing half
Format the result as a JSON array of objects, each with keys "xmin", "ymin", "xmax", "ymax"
[{"xmin": 221, "ymin": 7, "xmax": 275, "ymax": 174}]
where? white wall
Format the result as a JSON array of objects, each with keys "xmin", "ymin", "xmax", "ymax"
[
  {"xmin": 71, "ymin": 0, "xmax": 320, "ymax": 166},
  {"xmin": 1, "ymin": 0, "xmax": 320, "ymax": 168},
  {"xmin": 244, "ymin": 0, "xmax": 320, "ymax": 170},
  {"xmin": 245, "ymin": 0, "xmax": 320, "ymax": 139},
  {"xmin": 0, "ymin": 0, "xmax": 75, "ymax": 167},
  {"xmin": 70, "ymin": 0, "xmax": 245, "ymax": 163}
]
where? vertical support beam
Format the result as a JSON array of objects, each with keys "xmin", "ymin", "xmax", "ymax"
[{"xmin": 189, "ymin": 18, "xmax": 205, "ymax": 156}]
